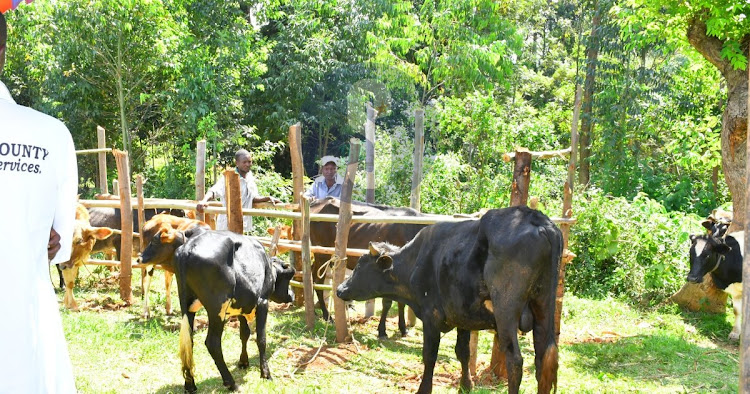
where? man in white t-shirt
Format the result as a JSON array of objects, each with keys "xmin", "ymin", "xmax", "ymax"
[
  {"xmin": 196, "ymin": 149, "xmax": 281, "ymax": 232},
  {"xmin": 0, "ymin": 12, "xmax": 78, "ymax": 393}
]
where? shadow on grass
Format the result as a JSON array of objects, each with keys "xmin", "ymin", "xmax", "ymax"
[
  {"xmin": 677, "ymin": 307, "xmax": 733, "ymax": 343},
  {"xmin": 565, "ymin": 332, "xmax": 737, "ymax": 391}
]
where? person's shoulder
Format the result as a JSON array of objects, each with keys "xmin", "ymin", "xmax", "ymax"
[{"xmin": 4, "ymin": 103, "xmax": 70, "ymax": 135}]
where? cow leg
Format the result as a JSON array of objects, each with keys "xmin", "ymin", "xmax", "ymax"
[
  {"xmin": 726, "ymin": 284, "xmax": 743, "ymax": 341},
  {"xmin": 417, "ymin": 317, "xmax": 440, "ymax": 394},
  {"xmin": 317, "ymin": 288, "xmax": 330, "ymax": 321},
  {"xmin": 179, "ymin": 311, "xmax": 197, "ymax": 394},
  {"xmin": 313, "ymin": 253, "xmax": 331, "ymax": 321},
  {"xmin": 61, "ymin": 264, "xmax": 80, "ymax": 310},
  {"xmin": 56, "ymin": 264, "xmax": 65, "ymax": 289},
  {"xmin": 492, "ymin": 298, "xmax": 523, "ymax": 394},
  {"xmin": 141, "ymin": 266, "xmax": 153, "ymax": 319},
  {"xmin": 238, "ymin": 315, "xmax": 251, "ymax": 369},
  {"xmin": 378, "ymin": 298, "xmax": 392, "ymax": 339},
  {"xmin": 397, "ymin": 301, "xmax": 407, "ymax": 337},
  {"xmin": 255, "ymin": 300, "xmax": 272, "ymax": 380},
  {"xmin": 164, "ymin": 270, "xmax": 173, "ymax": 315},
  {"xmin": 455, "ymin": 329, "xmax": 473, "ymax": 392},
  {"xmin": 205, "ymin": 316, "xmax": 236, "ymax": 391}
]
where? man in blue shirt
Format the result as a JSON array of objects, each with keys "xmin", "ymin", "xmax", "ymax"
[{"xmin": 304, "ymin": 155, "xmax": 343, "ymax": 200}]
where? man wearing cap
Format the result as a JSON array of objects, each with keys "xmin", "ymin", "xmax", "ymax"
[
  {"xmin": 304, "ymin": 155, "xmax": 343, "ymax": 200},
  {"xmin": 196, "ymin": 149, "xmax": 281, "ymax": 232}
]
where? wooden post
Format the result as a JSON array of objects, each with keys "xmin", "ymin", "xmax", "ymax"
[
  {"xmin": 224, "ymin": 170, "xmax": 243, "ymax": 234},
  {"xmin": 364, "ymin": 103, "xmax": 377, "ymax": 318},
  {"xmin": 510, "ymin": 149, "xmax": 532, "ymax": 207},
  {"xmin": 289, "ymin": 123, "xmax": 306, "ymax": 306},
  {"xmin": 741, "ymin": 63, "xmax": 750, "ymax": 392},
  {"xmin": 195, "ymin": 140, "xmax": 207, "ymax": 222},
  {"xmin": 113, "ymin": 149, "xmax": 133, "ymax": 304},
  {"xmin": 112, "ymin": 180, "xmax": 119, "ymax": 196},
  {"xmin": 556, "ymin": 85, "xmax": 582, "ymax": 340},
  {"xmin": 97, "ymin": 126, "xmax": 108, "ymax": 194},
  {"xmin": 333, "ymin": 138, "xmax": 360, "ymax": 343},
  {"xmin": 136, "ymin": 175, "xmax": 146, "ymax": 252},
  {"xmin": 301, "ymin": 196, "xmax": 316, "ymax": 330},
  {"xmin": 407, "ymin": 108, "xmax": 425, "ymax": 327}
]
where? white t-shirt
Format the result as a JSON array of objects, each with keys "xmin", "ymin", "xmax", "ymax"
[
  {"xmin": 0, "ymin": 81, "xmax": 78, "ymax": 393},
  {"xmin": 208, "ymin": 168, "xmax": 259, "ymax": 232}
]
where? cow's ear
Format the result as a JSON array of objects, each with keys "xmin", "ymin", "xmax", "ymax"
[
  {"xmin": 376, "ymin": 255, "xmax": 393, "ymax": 271},
  {"xmin": 160, "ymin": 229, "xmax": 177, "ymax": 244},
  {"xmin": 369, "ymin": 242, "xmax": 380, "ymax": 256},
  {"xmin": 689, "ymin": 234, "xmax": 697, "ymax": 243},
  {"xmin": 701, "ymin": 220, "xmax": 713, "ymax": 231},
  {"xmin": 86, "ymin": 227, "xmax": 114, "ymax": 240}
]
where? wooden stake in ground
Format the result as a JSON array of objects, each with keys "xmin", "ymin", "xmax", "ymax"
[
  {"xmin": 408, "ymin": 108, "xmax": 425, "ymax": 327},
  {"xmin": 333, "ymin": 138, "xmax": 361, "ymax": 343},
  {"xmin": 97, "ymin": 126, "xmax": 108, "ymax": 194},
  {"xmin": 113, "ymin": 149, "xmax": 133, "ymax": 304},
  {"xmin": 364, "ymin": 103, "xmax": 378, "ymax": 318},
  {"xmin": 301, "ymin": 196, "xmax": 316, "ymax": 330},
  {"xmin": 195, "ymin": 140, "xmax": 206, "ymax": 222},
  {"xmin": 289, "ymin": 123, "xmax": 306, "ymax": 306},
  {"xmin": 224, "ymin": 170, "xmax": 243, "ymax": 234}
]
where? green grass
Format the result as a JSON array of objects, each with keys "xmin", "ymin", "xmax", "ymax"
[{"xmin": 56, "ymin": 267, "xmax": 738, "ymax": 393}]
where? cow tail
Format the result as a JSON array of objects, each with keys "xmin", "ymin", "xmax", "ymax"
[
  {"xmin": 179, "ymin": 314, "xmax": 195, "ymax": 381},
  {"xmin": 539, "ymin": 343, "xmax": 558, "ymax": 394}
]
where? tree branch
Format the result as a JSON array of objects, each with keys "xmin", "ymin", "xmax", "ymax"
[{"xmin": 686, "ymin": 13, "xmax": 731, "ymax": 77}]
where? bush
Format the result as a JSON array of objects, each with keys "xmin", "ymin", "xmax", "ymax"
[{"xmin": 567, "ymin": 190, "xmax": 704, "ymax": 306}]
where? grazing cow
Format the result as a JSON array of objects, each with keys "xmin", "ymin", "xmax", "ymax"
[
  {"xmin": 337, "ymin": 206, "xmax": 562, "ymax": 394},
  {"xmin": 58, "ymin": 204, "xmax": 115, "ymax": 309},
  {"xmin": 137, "ymin": 214, "xmax": 210, "ymax": 317},
  {"xmin": 310, "ymin": 197, "xmax": 428, "ymax": 338},
  {"xmin": 172, "ymin": 229, "xmax": 296, "ymax": 393},
  {"xmin": 688, "ymin": 231, "xmax": 744, "ymax": 340}
]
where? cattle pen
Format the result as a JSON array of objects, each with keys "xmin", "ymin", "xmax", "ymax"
[{"xmin": 72, "ymin": 97, "xmax": 581, "ymax": 382}]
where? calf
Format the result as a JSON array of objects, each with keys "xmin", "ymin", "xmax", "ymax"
[
  {"xmin": 58, "ymin": 204, "xmax": 115, "ymax": 309},
  {"xmin": 688, "ymin": 231, "xmax": 744, "ymax": 340},
  {"xmin": 174, "ymin": 229, "xmax": 296, "ymax": 393},
  {"xmin": 337, "ymin": 206, "xmax": 561, "ymax": 394},
  {"xmin": 138, "ymin": 214, "xmax": 210, "ymax": 317}
]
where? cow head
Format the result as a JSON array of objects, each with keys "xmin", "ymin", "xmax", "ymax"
[
  {"xmin": 337, "ymin": 241, "xmax": 399, "ymax": 301},
  {"xmin": 66, "ymin": 221, "xmax": 115, "ymax": 267},
  {"xmin": 270, "ymin": 257, "xmax": 296, "ymax": 304},
  {"xmin": 139, "ymin": 228, "xmax": 187, "ymax": 265},
  {"xmin": 687, "ymin": 234, "xmax": 731, "ymax": 283}
]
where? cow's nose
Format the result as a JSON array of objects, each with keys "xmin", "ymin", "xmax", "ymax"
[{"xmin": 687, "ymin": 275, "xmax": 703, "ymax": 284}]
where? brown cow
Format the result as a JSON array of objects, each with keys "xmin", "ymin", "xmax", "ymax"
[
  {"xmin": 138, "ymin": 214, "xmax": 210, "ymax": 317},
  {"xmin": 310, "ymin": 197, "xmax": 428, "ymax": 338},
  {"xmin": 58, "ymin": 204, "xmax": 115, "ymax": 309}
]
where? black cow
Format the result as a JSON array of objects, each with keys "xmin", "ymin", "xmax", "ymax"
[
  {"xmin": 310, "ymin": 197, "xmax": 428, "ymax": 338},
  {"xmin": 688, "ymin": 231, "xmax": 744, "ymax": 340},
  {"xmin": 174, "ymin": 229, "xmax": 295, "ymax": 393},
  {"xmin": 337, "ymin": 206, "xmax": 561, "ymax": 394}
]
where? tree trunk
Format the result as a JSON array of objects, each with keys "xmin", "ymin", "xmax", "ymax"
[
  {"xmin": 578, "ymin": 0, "xmax": 600, "ymax": 186},
  {"xmin": 687, "ymin": 17, "xmax": 749, "ymax": 233}
]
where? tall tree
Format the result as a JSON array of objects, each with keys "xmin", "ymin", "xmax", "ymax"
[{"xmin": 578, "ymin": 0, "xmax": 602, "ymax": 185}]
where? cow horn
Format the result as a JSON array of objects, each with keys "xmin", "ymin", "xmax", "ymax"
[{"xmin": 369, "ymin": 242, "xmax": 379, "ymax": 256}]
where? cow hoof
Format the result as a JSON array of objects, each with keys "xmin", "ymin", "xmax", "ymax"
[
  {"xmin": 378, "ymin": 333, "xmax": 388, "ymax": 340},
  {"xmin": 238, "ymin": 360, "xmax": 249, "ymax": 369},
  {"xmin": 184, "ymin": 383, "xmax": 197, "ymax": 394},
  {"xmin": 729, "ymin": 331, "xmax": 740, "ymax": 341},
  {"xmin": 400, "ymin": 329, "xmax": 409, "ymax": 337}
]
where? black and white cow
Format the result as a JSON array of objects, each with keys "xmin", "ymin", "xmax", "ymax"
[
  {"xmin": 688, "ymin": 231, "xmax": 744, "ymax": 340},
  {"xmin": 337, "ymin": 206, "xmax": 562, "ymax": 394},
  {"xmin": 173, "ymin": 228, "xmax": 296, "ymax": 393}
]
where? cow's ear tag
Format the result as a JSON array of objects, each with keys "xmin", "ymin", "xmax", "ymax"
[{"xmin": 376, "ymin": 255, "xmax": 393, "ymax": 270}]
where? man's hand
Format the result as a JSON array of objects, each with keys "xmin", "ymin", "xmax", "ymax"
[{"xmin": 48, "ymin": 228, "xmax": 61, "ymax": 261}]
